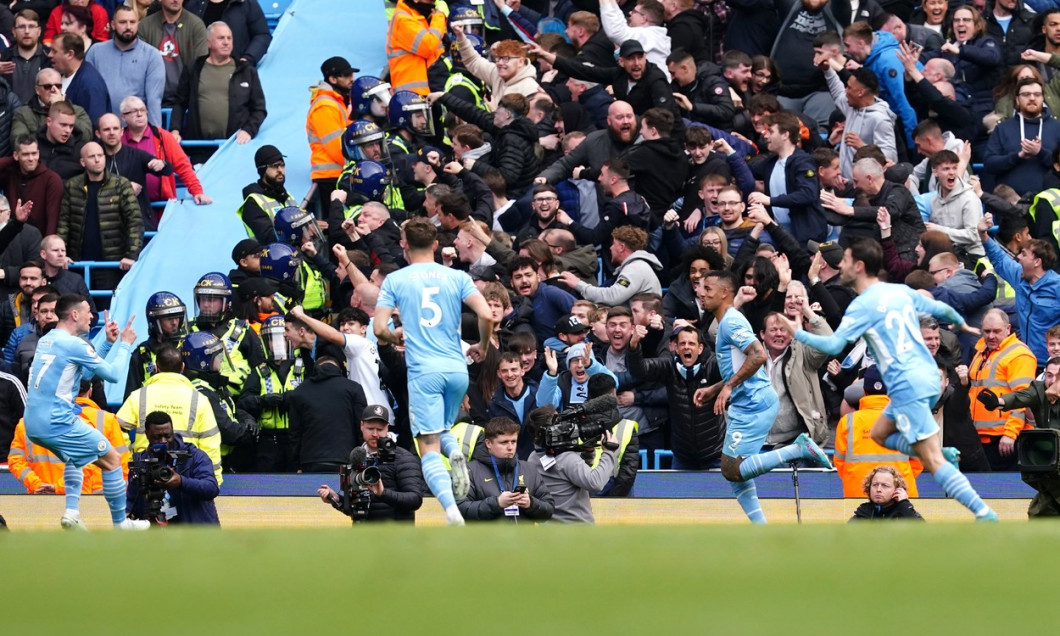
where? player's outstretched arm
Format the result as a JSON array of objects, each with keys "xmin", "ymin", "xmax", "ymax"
[{"xmin": 909, "ymin": 290, "xmax": 968, "ymax": 332}]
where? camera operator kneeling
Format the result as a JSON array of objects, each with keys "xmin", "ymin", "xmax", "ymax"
[
  {"xmin": 127, "ymin": 411, "xmax": 220, "ymax": 526},
  {"xmin": 527, "ymin": 402, "xmax": 620, "ymax": 523},
  {"xmin": 458, "ymin": 417, "xmax": 554, "ymax": 523},
  {"xmin": 317, "ymin": 405, "xmax": 425, "ymax": 523}
]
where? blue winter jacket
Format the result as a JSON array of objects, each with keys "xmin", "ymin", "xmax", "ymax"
[
  {"xmin": 127, "ymin": 434, "xmax": 220, "ymax": 525},
  {"xmin": 865, "ymin": 31, "xmax": 918, "ymax": 146}
]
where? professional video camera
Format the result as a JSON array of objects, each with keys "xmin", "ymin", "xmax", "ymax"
[
  {"xmin": 337, "ymin": 447, "xmax": 382, "ymax": 522},
  {"xmin": 129, "ymin": 443, "xmax": 189, "ymax": 525},
  {"xmin": 375, "ymin": 437, "xmax": 397, "ymax": 464},
  {"xmin": 543, "ymin": 394, "xmax": 620, "ymax": 456}
]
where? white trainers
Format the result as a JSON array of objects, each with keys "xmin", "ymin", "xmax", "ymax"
[
  {"xmin": 60, "ymin": 512, "xmax": 87, "ymax": 531},
  {"xmin": 115, "ymin": 518, "xmax": 151, "ymax": 531},
  {"xmin": 448, "ymin": 450, "xmax": 470, "ymax": 501}
]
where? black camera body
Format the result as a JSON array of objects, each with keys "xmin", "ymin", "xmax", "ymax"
[
  {"xmin": 129, "ymin": 443, "xmax": 189, "ymax": 524},
  {"xmin": 543, "ymin": 395, "xmax": 619, "ymax": 455},
  {"xmin": 1018, "ymin": 429, "xmax": 1060, "ymax": 476},
  {"xmin": 336, "ymin": 445, "xmax": 393, "ymax": 522}
]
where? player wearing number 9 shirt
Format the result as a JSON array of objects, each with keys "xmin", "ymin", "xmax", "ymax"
[
  {"xmin": 375, "ymin": 218, "xmax": 494, "ymax": 526},
  {"xmin": 23, "ymin": 295, "xmax": 150, "ymax": 530},
  {"xmin": 792, "ymin": 239, "xmax": 998, "ymax": 521}
]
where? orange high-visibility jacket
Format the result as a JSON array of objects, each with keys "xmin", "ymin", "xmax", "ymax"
[
  {"xmin": 306, "ymin": 82, "xmax": 350, "ymax": 182},
  {"xmin": 834, "ymin": 395, "xmax": 923, "ymax": 498},
  {"xmin": 7, "ymin": 398, "xmax": 130, "ymax": 494},
  {"xmin": 386, "ymin": 0, "xmax": 446, "ymax": 95},
  {"xmin": 968, "ymin": 333, "xmax": 1037, "ymax": 442}
]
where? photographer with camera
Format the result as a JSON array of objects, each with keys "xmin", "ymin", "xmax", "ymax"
[
  {"xmin": 458, "ymin": 417, "xmax": 554, "ymax": 523},
  {"xmin": 127, "ymin": 411, "xmax": 220, "ymax": 526},
  {"xmin": 526, "ymin": 400, "xmax": 620, "ymax": 523},
  {"xmin": 977, "ymin": 357, "xmax": 1060, "ymax": 517},
  {"xmin": 317, "ymin": 405, "xmax": 425, "ymax": 523}
]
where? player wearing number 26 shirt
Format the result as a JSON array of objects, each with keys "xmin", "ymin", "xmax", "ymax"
[{"xmin": 374, "ymin": 219, "xmax": 494, "ymax": 526}]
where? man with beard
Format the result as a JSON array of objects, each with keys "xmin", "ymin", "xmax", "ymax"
[
  {"xmin": 138, "ymin": 0, "xmax": 209, "ymax": 107},
  {"xmin": 0, "ymin": 9, "xmax": 51, "ymax": 106},
  {"xmin": 239, "ymin": 144, "xmax": 297, "ymax": 244},
  {"xmin": 536, "ymin": 101, "xmax": 638, "ymax": 185},
  {"xmin": 515, "ymin": 185, "xmax": 566, "ymax": 249},
  {"xmin": 984, "ymin": 78, "xmax": 1060, "ymax": 196},
  {"xmin": 84, "ymin": 6, "xmax": 165, "ymax": 127},
  {"xmin": 307, "ymin": 56, "xmax": 356, "ymax": 212}
]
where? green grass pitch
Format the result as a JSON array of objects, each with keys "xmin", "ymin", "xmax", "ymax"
[{"xmin": 4, "ymin": 523, "xmax": 1060, "ymax": 634}]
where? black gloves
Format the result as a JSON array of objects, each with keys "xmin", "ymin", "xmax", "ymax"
[{"xmin": 976, "ymin": 389, "xmax": 1000, "ymax": 411}]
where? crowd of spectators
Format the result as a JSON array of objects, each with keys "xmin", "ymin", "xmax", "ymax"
[{"xmin": 5, "ymin": 0, "xmax": 1060, "ymax": 523}]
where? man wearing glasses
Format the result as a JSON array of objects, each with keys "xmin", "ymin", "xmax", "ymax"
[
  {"xmin": 0, "ymin": 9, "xmax": 50, "ymax": 106},
  {"xmin": 238, "ymin": 144, "xmax": 297, "ymax": 244},
  {"xmin": 10, "ymin": 68, "xmax": 92, "ymax": 146},
  {"xmin": 984, "ymin": 78, "xmax": 1060, "ymax": 196},
  {"xmin": 514, "ymin": 185, "xmax": 566, "ymax": 249}
]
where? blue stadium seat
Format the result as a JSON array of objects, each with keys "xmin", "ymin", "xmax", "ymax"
[
  {"xmin": 263, "ymin": 0, "xmax": 294, "ymax": 32},
  {"xmin": 639, "ymin": 449, "xmax": 648, "ymax": 470},
  {"xmin": 653, "ymin": 449, "xmax": 673, "ymax": 470}
]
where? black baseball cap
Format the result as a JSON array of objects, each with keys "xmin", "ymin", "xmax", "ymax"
[
  {"xmin": 807, "ymin": 240, "xmax": 844, "ymax": 270},
  {"xmin": 362, "ymin": 404, "xmax": 390, "ymax": 422},
  {"xmin": 618, "ymin": 39, "xmax": 644, "ymax": 58},
  {"xmin": 321, "ymin": 56, "xmax": 359, "ymax": 78},
  {"xmin": 232, "ymin": 238, "xmax": 263, "ymax": 263},
  {"xmin": 555, "ymin": 314, "xmax": 589, "ymax": 335}
]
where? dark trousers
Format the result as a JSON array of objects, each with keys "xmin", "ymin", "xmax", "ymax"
[
  {"xmin": 313, "ymin": 178, "xmax": 336, "ymax": 219},
  {"xmin": 255, "ymin": 430, "xmax": 298, "ymax": 472},
  {"xmin": 981, "ymin": 436, "xmax": 1020, "ymax": 472}
]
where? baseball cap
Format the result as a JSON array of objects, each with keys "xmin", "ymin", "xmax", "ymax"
[
  {"xmin": 254, "ymin": 144, "xmax": 285, "ymax": 170},
  {"xmin": 321, "ymin": 56, "xmax": 359, "ymax": 78},
  {"xmin": 235, "ymin": 276, "xmax": 275, "ymax": 302},
  {"xmin": 410, "ymin": 145, "xmax": 444, "ymax": 166},
  {"xmin": 555, "ymin": 314, "xmax": 589, "ymax": 335},
  {"xmin": 362, "ymin": 404, "xmax": 390, "ymax": 422},
  {"xmin": 232, "ymin": 238, "xmax": 263, "ymax": 263},
  {"xmin": 807, "ymin": 240, "xmax": 844, "ymax": 270},
  {"xmin": 618, "ymin": 39, "xmax": 644, "ymax": 58}
]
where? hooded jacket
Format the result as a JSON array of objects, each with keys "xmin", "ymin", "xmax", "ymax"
[
  {"xmin": 911, "ymin": 131, "xmax": 964, "ymax": 192},
  {"xmin": 824, "ymin": 67, "xmax": 897, "ymax": 176},
  {"xmin": 666, "ymin": 8, "xmax": 711, "ymax": 65},
  {"xmin": 623, "ymin": 136, "xmax": 688, "ymax": 217},
  {"xmin": 863, "ymin": 31, "xmax": 918, "ymax": 146},
  {"xmin": 929, "ymin": 178, "xmax": 985, "ymax": 259},
  {"xmin": 439, "ymin": 92, "xmax": 540, "ymax": 197},
  {"xmin": 573, "ymin": 250, "xmax": 663, "ymax": 306},
  {"xmin": 983, "ymin": 112, "xmax": 1060, "ymax": 196},
  {"xmin": 750, "ymin": 147, "xmax": 829, "ymax": 244},
  {"xmin": 457, "ymin": 454, "xmax": 554, "ymax": 522},
  {"xmin": 552, "ymin": 57, "xmax": 679, "ymax": 126},
  {"xmin": 288, "ymin": 361, "xmax": 367, "ymax": 469},
  {"xmin": 457, "ymin": 36, "xmax": 541, "ymax": 110},
  {"xmin": 36, "ymin": 126, "xmax": 86, "ymax": 180},
  {"xmin": 527, "ymin": 446, "xmax": 615, "ymax": 522}
]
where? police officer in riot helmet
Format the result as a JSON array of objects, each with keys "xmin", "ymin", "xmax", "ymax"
[
  {"xmin": 125, "ymin": 292, "xmax": 189, "ymax": 399},
  {"xmin": 182, "ymin": 331, "xmax": 259, "ymax": 472},
  {"xmin": 189, "ymin": 272, "xmax": 266, "ymax": 399},
  {"xmin": 273, "ymin": 207, "xmax": 337, "ymax": 319},
  {"xmin": 351, "ymin": 76, "xmax": 392, "ymax": 127}
]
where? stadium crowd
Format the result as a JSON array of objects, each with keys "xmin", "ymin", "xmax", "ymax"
[{"xmin": 3, "ymin": 0, "xmax": 1060, "ymax": 525}]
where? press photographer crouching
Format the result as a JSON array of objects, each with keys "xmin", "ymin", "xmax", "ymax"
[
  {"xmin": 127, "ymin": 411, "xmax": 220, "ymax": 526},
  {"xmin": 458, "ymin": 417, "xmax": 554, "ymax": 523},
  {"xmin": 526, "ymin": 395, "xmax": 621, "ymax": 523},
  {"xmin": 317, "ymin": 405, "xmax": 425, "ymax": 523},
  {"xmin": 978, "ymin": 356, "xmax": 1060, "ymax": 517}
]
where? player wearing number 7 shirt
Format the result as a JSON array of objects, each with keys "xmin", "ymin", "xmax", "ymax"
[
  {"xmin": 23, "ymin": 295, "xmax": 150, "ymax": 530},
  {"xmin": 784, "ymin": 238, "xmax": 998, "ymax": 521},
  {"xmin": 375, "ymin": 218, "xmax": 494, "ymax": 526}
]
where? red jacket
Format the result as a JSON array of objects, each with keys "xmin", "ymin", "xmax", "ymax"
[
  {"xmin": 122, "ymin": 125, "xmax": 204, "ymax": 200},
  {"xmin": 0, "ymin": 157, "xmax": 64, "ymax": 235},
  {"xmin": 44, "ymin": 3, "xmax": 110, "ymax": 44}
]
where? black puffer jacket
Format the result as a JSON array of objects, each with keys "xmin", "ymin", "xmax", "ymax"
[
  {"xmin": 439, "ymin": 93, "xmax": 540, "ymax": 197},
  {"xmin": 366, "ymin": 446, "xmax": 426, "ymax": 522},
  {"xmin": 984, "ymin": 0, "xmax": 1036, "ymax": 67},
  {"xmin": 667, "ymin": 9, "xmax": 712, "ymax": 65},
  {"xmin": 624, "ymin": 136, "xmax": 689, "ymax": 218},
  {"xmin": 629, "ymin": 344, "xmax": 724, "ymax": 468}
]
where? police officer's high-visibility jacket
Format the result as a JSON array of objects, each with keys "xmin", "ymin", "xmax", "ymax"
[
  {"xmin": 444, "ymin": 72, "xmax": 487, "ymax": 112},
  {"xmin": 250, "ymin": 359, "xmax": 306, "ymax": 430},
  {"xmin": 386, "ymin": 0, "xmax": 447, "ymax": 94},
  {"xmin": 1030, "ymin": 188, "xmax": 1060, "ymax": 263},
  {"xmin": 307, "ymin": 81, "xmax": 351, "ymax": 182},
  {"xmin": 193, "ymin": 318, "xmax": 256, "ymax": 398},
  {"xmin": 834, "ymin": 395, "xmax": 923, "ymax": 498},
  {"xmin": 337, "ymin": 160, "xmax": 407, "ymax": 212},
  {"xmin": 237, "ymin": 191, "xmax": 298, "ymax": 240},
  {"xmin": 969, "ymin": 332, "xmax": 1037, "ymax": 442},
  {"xmin": 299, "ymin": 258, "xmax": 329, "ymax": 313},
  {"xmin": 7, "ymin": 398, "xmax": 129, "ymax": 494},
  {"xmin": 118, "ymin": 372, "xmax": 222, "ymax": 484}
]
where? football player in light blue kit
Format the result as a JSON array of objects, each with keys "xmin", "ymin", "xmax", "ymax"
[
  {"xmin": 374, "ymin": 218, "xmax": 494, "ymax": 526},
  {"xmin": 23, "ymin": 295, "xmax": 150, "ymax": 530},
  {"xmin": 696, "ymin": 271, "xmax": 833, "ymax": 524},
  {"xmin": 787, "ymin": 239, "xmax": 998, "ymax": 521}
]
